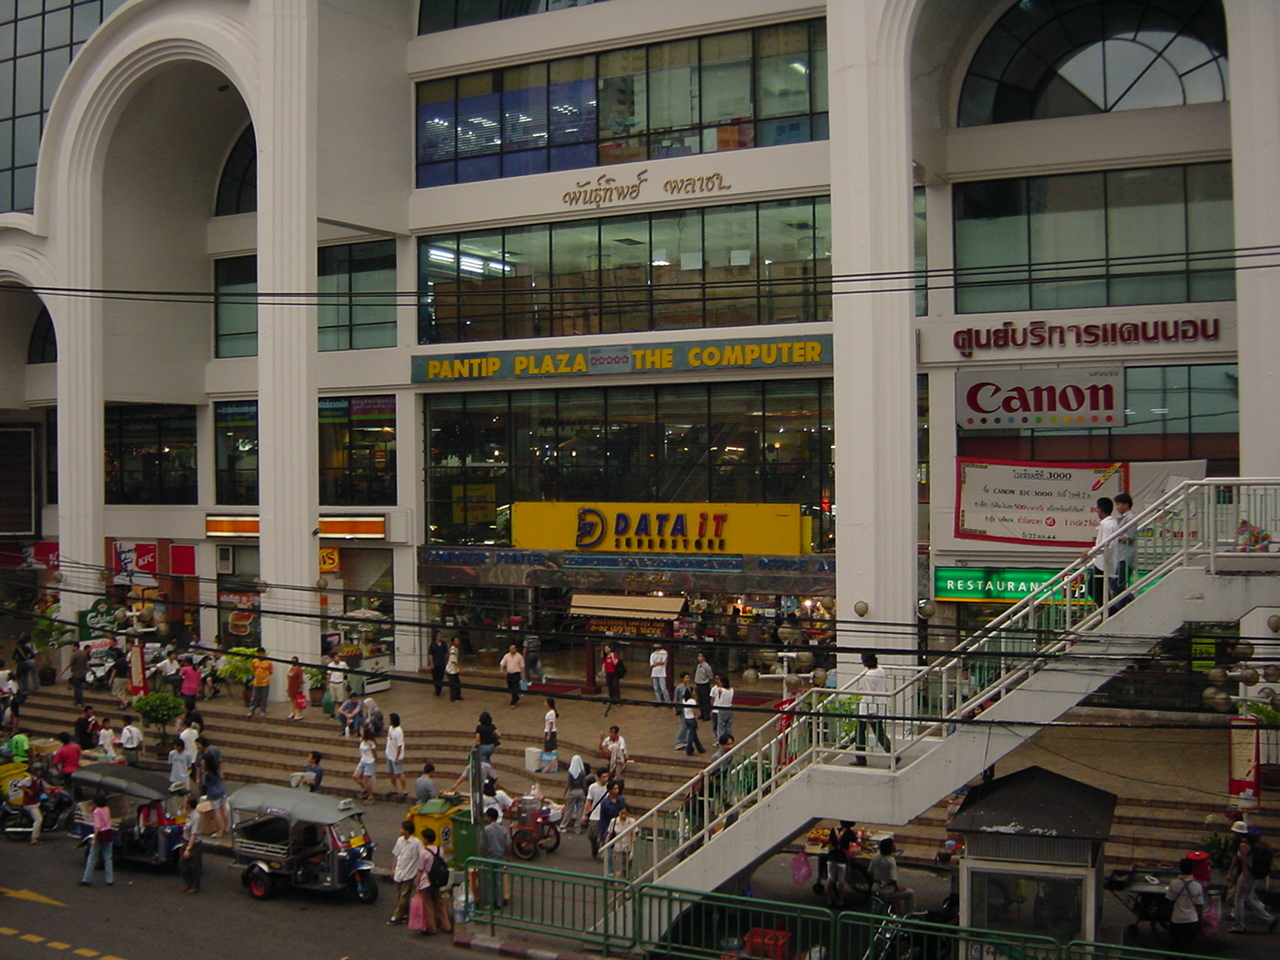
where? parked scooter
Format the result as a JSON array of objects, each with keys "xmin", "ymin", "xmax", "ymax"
[{"xmin": 0, "ymin": 778, "xmax": 75, "ymax": 841}]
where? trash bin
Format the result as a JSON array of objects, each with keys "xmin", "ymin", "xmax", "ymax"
[
  {"xmin": 450, "ymin": 806, "xmax": 478, "ymax": 866},
  {"xmin": 409, "ymin": 798, "xmax": 461, "ymax": 861},
  {"xmin": 1185, "ymin": 850, "xmax": 1211, "ymax": 884}
]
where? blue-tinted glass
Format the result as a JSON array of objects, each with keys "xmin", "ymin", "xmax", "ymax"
[
  {"xmin": 43, "ymin": 46, "xmax": 69, "ymax": 109},
  {"xmin": 0, "ymin": 62, "xmax": 12, "ymax": 114},
  {"xmin": 0, "ymin": 22, "xmax": 13, "ymax": 58},
  {"xmin": 12, "ymin": 110, "xmax": 37, "ymax": 163},
  {"xmin": 456, "ymin": 0, "xmax": 501, "ymax": 28},
  {"xmin": 501, "ymin": 64, "xmax": 547, "ymax": 151},
  {"xmin": 103, "ymin": 0, "xmax": 128, "ymax": 15},
  {"xmin": 0, "ymin": 119, "xmax": 10, "ymax": 163},
  {"xmin": 0, "ymin": 2, "xmax": 14, "ymax": 25},
  {"xmin": 418, "ymin": 1, "xmax": 456, "ymax": 34},
  {"xmin": 13, "ymin": 13, "xmax": 37, "ymax": 55},
  {"xmin": 417, "ymin": 101, "xmax": 456, "ymax": 163},
  {"xmin": 455, "ymin": 76, "xmax": 500, "ymax": 157},
  {"xmin": 17, "ymin": 0, "xmax": 40, "ymax": 18},
  {"xmin": 12, "ymin": 161, "xmax": 32, "ymax": 209},
  {"xmin": 456, "ymin": 153, "xmax": 500, "ymax": 183},
  {"xmin": 548, "ymin": 63, "xmax": 594, "ymax": 144},
  {"xmin": 45, "ymin": 7, "xmax": 70, "ymax": 46},
  {"xmin": 502, "ymin": 149, "xmax": 547, "ymax": 177},
  {"xmin": 13, "ymin": 53, "xmax": 38, "ymax": 113},
  {"xmin": 548, "ymin": 141, "xmax": 594, "ymax": 171},
  {"xmin": 757, "ymin": 117, "xmax": 810, "ymax": 146},
  {"xmin": 72, "ymin": 3, "xmax": 100, "ymax": 43},
  {"xmin": 417, "ymin": 160, "xmax": 457, "ymax": 188}
]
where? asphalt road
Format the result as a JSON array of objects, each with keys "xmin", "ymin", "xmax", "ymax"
[{"xmin": 0, "ymin": 831, "xmax": 469, "ymax": 960}]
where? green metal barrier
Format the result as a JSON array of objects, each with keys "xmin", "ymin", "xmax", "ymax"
[
  {"xmin": 637, "ymin": 883, "xmax": 835, "ymax": 960},
  {"xmin": 837, "ymin": 910, "xmax": 1060, "ymax": 960},
  {"xmin": 1063, "ymin": 941, "xmax": 1224, "ymax": 960},
  {"xmin": 464, "ymin": 857, "xmax": 635, "ymax": 955}
]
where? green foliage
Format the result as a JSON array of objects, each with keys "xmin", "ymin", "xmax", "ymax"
[
  {"xmin": 132, "ymin": 691, "xmax": 185, "ymax": 730},
  {"xmin": 304, "ymin": 666, "xmax": 326, "ymax": 689},
  {"xmin": 1199, "ymin": 830, "xmax": 1237, "ymax": 870},
  {"xmin": 217, "ymin": 646, "xmax": 258, "ymax": 685},
  {"xmin": 1245, "ymin": 701, "xmax": 1280, "ymax": 726}
]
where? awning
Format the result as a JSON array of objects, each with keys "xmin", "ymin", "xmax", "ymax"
[{"xmin": 569, "ymin": 593, "xmax": 686, "ymax": 620}]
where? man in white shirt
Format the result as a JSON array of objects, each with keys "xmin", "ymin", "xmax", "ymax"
[
  {"xmin": 600, "ymin": 726, "xmax": 628, "ymax": 782},
  {"xmin": 649, "ymin": 644, "xmax": 670, "ymax": 703},
  {"xmin": 583, "ymin": 769, "xmax": 609, "ymax": 859},
  {"xmin": 388, "ymin": 819, "xmax": 424, "ymax": 924},
  {"xmin": 1083, "ymin": 496, "xmax": 1120, "ymax": 612},
  {"xmin": 118, "ymin": 715, "xmax": 143, "ymax": 767},
  {"xmin": 326, "ymin": 654, "xmax": 348, "ymax": 710},
  {"xmin": 854, "ymin": 652, "xmax": 890, "ymax": 765},
  {"xmin": 385, "ymin": 713, "xmax": 407, "ymax": 800}
]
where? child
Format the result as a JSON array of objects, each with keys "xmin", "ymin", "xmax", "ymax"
[{"xmin": 168, "ymin": 737, "xmax": 192, "ymax": 791}]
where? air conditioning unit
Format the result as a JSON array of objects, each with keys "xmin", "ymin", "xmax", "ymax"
[{"xmin": 216, "ymin": 545, "xmax": 235, "ymax": 575}]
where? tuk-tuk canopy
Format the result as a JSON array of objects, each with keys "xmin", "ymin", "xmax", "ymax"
[
  {"xmin": 229, "ymin": 783, "xmax": 363, "ymax": 825},
  {"xmin": 70, "ymin": 763, "xmax": 176, "ymax": 802}
]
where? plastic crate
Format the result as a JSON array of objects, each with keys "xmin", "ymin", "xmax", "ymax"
[{"xmin": 744, "ymin": 928, "xmax": 791, "ymax": 960}]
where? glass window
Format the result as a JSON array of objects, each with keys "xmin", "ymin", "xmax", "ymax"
[
  {"xmin": 417, "ymin": 77, "xmax": 457, "ymax": 188},
  {"xmin": 913, "ymin": 186, "xmax": 927, "ymax": 317},
  {"xmin": 418, "ymin": 0, "xmax": 617, "ymax": 34},
  {"xmin": 959, "ymin": 0, "xmax": 1228, "ymax": 127},
  {"xmin": 319, "ymin": 395, "xmax": 397, "ymax": 506},
  {"xmin": 651, "ymin": 208, "xmax": 702, "ymax": 330},
  {"xmin": 597, "ymin": 46, "xmax": 647, "ymax": 165},
  {"xmin": 550, "ymin": 219, "xmax": 599, "ymax": 337},
  {"xmin": 502, "ymin": 62, "xmax": 548, "ymax": 154},
  {"xmin": 317, "ymin": 240, "xmax": 397, "ymax": 351},
  {"xmin": 456, "ymin": 72, "xmax": 501, "ymax": 159},
  {"xmin": 704, "ymin": 203, "xmax": 758, "ymax": 327},
  {"xmin": 500, "ymin": 222, "xmax": 551, "ymax": 339},
  {"xmin": 216, "ymin": 124, "xmax": 257, "ymax": 216},
  {"xmin": 700, "ymin": 31, "xmax": 753, "ymax": 152},
  {"xmin": 215, "ymin": 255, "xmax": 258, "ymax": 358},
  {"xmin": 1029, "ymin": 173, "xmax": 1106, "ymax": 310},
  {"xmin": 215, "ymin": 400, "xmax": 258, "ymax": 506},
  {"xmin": 756, "ymin": 22, "xmax": 810, "ymax": 120},
  {"xmin": 648, "ymin": 39, "xmax": 698, "ymax": 133},
  {"xmin": 548, "ymin": 56, "xmax": 595, "ymax": 146},
  {"xmin": 599, "ymin": 214, "xmax": 651, "ymax": 333},
  {"xmin": 709, "ymin": 381, "xmax": 761, "ymax": 501},
  {"xmin": 26, "ymin": 304, "xmax": 55, "ymax": 363},
  {"xmin": 105, "ymin": 404, "xmax": 197, "ymax": 505}
]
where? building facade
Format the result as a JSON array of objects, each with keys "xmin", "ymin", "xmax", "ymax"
[{"xmin": 0, "ymin": 0, "xmax": 1275, "ymax": 677}]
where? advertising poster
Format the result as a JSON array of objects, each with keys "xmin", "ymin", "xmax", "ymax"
[
  {"xmin": 954, "ymin": 459, "xmax": 1130, "ymax": 547},
  {"xmin": 1229, "ymin": 716, "xmax": 1261, "ymax": 808}
]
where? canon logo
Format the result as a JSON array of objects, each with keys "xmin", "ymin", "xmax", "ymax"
[{"xmin": 965, "ymin": 381, "xmax": 1115, "ymax": 415}]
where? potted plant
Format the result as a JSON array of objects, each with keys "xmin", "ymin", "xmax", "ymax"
[
  {"xmin": 1246, "ymin": 701, "xmax": 1280, "ymax": 788},
  {"xmin": 306, "ymin": 666, "xmax": 326, "ymax": 706},
  {"xmin": 217, "ymin": 646, "xmax": 258, "ymax": 705},
  {"xmin": 132, "ymin": 691, "xmax": 186, "ymax": 757}
]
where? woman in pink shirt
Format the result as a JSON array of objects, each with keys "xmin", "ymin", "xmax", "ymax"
[
  {"xmin": 80, "ymin": 794, "xmax": 115, "ymax": 886},
  {"xmin": 179, "ymin": 659, "xmax": 203, "ymax": 712}
]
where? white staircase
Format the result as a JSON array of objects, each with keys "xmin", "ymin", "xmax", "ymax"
[{"xmin": 608, "ymin": 479, "xmax": 1280, "ymax": 892}]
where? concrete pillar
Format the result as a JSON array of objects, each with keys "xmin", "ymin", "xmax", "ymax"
[
  {"xmin": 828, "ymin": 1, "xmax": 919, "ymax": 667},
  {"xmin": 255, "ymin": 0, "xmax": 320, "ymax": 697},
  {"xmin": 1227, "ymin": 1, "xmax": 1280, "ymax": 477}
]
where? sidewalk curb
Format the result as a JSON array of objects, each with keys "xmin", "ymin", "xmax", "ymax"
[{"xmin": 452, "ymin": 929, "xmax": 603, "ymax": 960}]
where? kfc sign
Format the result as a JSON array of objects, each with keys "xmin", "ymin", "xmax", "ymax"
[{"xmin": 956, "ymin": 367, "xmax": 1124, "ymax": 431}]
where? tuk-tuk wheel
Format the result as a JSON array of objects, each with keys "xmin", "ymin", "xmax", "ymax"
[
  {"xmin": 246, "ymin": 867, "xmax": 278, "ymax": 900},
  {"xmin": 351, "ymin": 870, "xmax": 379, "ymax": 904},
  {"xmin": 511, "ymin": 827, "xmax": 538, "ymax": 860}
]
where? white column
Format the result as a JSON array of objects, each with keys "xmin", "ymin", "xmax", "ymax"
[
  {"xmin": 256, "ymin": 0, "xmax": 320, "ymax": 695},
  {"xmin": 1227, "ymin": 1, "xmax": 1280, "ymax": 477},
  {"xmin": 828, "ymin": 1, "xmax": 919, "ymax": 666}
]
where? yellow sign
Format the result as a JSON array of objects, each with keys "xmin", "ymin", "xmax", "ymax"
[
  {"xmin": 319, "ymin": 547, "xmax": 339, "ymax": 573},
  {"xmin": 512, "ymin": 502, "xmax": 803, "ymax": 555}
]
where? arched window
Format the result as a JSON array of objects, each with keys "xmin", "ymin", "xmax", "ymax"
[
  {"xmin": 959, "ymin": 0, "xmax": 1228, "ymax": 127},
  {"xmin": 215, "ymin": 125, "xmax": 257, "ymax": 216},
  {"xmin": 27, "ymin": 306, "xmax": 56, "ymax": 364}
]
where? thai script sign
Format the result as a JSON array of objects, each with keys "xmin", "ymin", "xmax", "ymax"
[
  {"xmin": 952, "ymin": 317, "xmax": 1219, "ymax": 358},
  {"xmin": 956, "ymin": 367, "xmax": 1124, "ymax": 429},
  {"xmin": 954, "ymin": 458, "xmax": 1130, "ymax": 547},
  {"xmin": 559, "ymin": 168, "xmax": 735, "ymax": 208},
  {"xmin": 412, "ymin": 335, "xmax": 832, "ymax": 382},
  {"xmin": 511, "ymin": 502, "xmax": 803, "ymax": 555}
]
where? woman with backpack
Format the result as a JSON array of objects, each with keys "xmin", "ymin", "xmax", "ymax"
[
  {"xmin": 1228, "ymin": 822, "xmax": 1276, "ymax": 934},
  {"xmin": 1164, "ymin": 857, "xmax": 1205, "ymax": 955},
  {"xmin": 413, "ymin": 826, "xmax": 453, "ymax": 935}
]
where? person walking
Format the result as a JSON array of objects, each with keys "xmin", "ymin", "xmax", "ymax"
[
  {"xmin": 673, "ymin": 673, "xmax": 693, "ymax": 751},
  {"xmin": 475, "ymin": 711, "xmax": 500, "ymax": 765},
  {"xmin": 523, "ymin": 633, "xmax": 546, "ymax": 685},
  {"xmin": 74, "ymin": 706, "xmax": 98, "ymax": 750},
  {"xmin": 600, "ymin": 725, "xmax": 628, "ymax": 782},
  {"xmin": 1164, "ymin": 856, "xmax": 1205, "ymax": 956},
  {"xmin": 596, "ymin": 781, "xmax": 626, "ymax": 866},
  {"xmin": 499, "ymin": 644, "xmax": 525, "ymax": 708},
  {"xmin": 179, "ymin": 656, "xmax": 203, "ymax": 714},
  {"xmin": 479, "ymin": 808, "xmax": 509, "ymax": 908},
  {"xmin": 694, "ymin": 652, "xmax": 714, "ymax": 721},
  {"xmin": 385, "ymin": 712, "xmax": 407, "ymax": 800},
  {"xmin": 854, "ymin": 652, "xmax": 891, "ymax": 765},
  {"xmin": 109, "ymin": 650, "xmax": 132, "ymax": 708},
  {"xmin": 564, "ymin": 756, "xmax": 588, "ymax": 834},
  {"xmin": 711, "ymin": 674, "xmax": 734, "ymax": 741},
  {"xmin": 1228, "ymin": 822, "xmax": 1277, "ymax": 934},
  {"xmin": 195, "ymin": 736, "xmax": 228, "ymax": 837},
  {"xmin": 80, "ymin": 793, "xmax": 115, "ymax": 886},
  {"xmin": 649, "ymin": 643, "xmax": 670, "ymax": 703},
  {"xmin": 179, "ymin": 795, "xmax": 203, "ymax": 893},
  {"xmin": 353, "ymin": 728, "xmax": 377, "ymax": 804},
  {"xmin": 167, "ymin": 737, "xmax": 192, "ymax": 792},
  {"xmin": 446, "ymin": 636, "xmax": 463, "ymax": 702},
  {"xmin": 67, "ymin": 642, "xmax": 89, "ymax": 708},
  {"xmin": 247, "ymin": 646, "xmax": 273, "ymax": 718},
  {"xmin": 326, "ymin": 653, "xmax": 348, "ymax": 710},
  {"xmin": 118, "ymin": 715, "xmax": 143, "ymax": 767},
  {"xmin": 13, "ymin": 634, "xmax": 37, "ymax": 694},
  {"xmin": 681, "ymin": 691, "xmax": 706, "ymax": 755},
  {"xmin": 584, "ymin": 769, "xmax": 609, "ymax": 856},
  {"xmin": 602, "ymin": 643, "xmax": 622, "ymax": 708},
  {"xmin": 1113, "ymin": 492, "xmax": 1137, "ymax": 609},
  {"xmin": 428, "ymin": 632, "xmax": 449, "ymax": 696},
  {"xmin": 389, "ymin": 819, "xmax": 424, "ymax": 925},
  {"xmin": 50, "ymin": 732, "xmax": 82, "ymax": 783},
  {"xmin": 604, "ymin": 804, "xmax": 635, "ymax": 878},
  {"xmin": 416, "ymin": 826, "xmax": 453, "ymax": 935},
  {"xmin": 1082, "ymin": 496, "xmax": 1120, "ymax": 612},
  {"xmin": 285, "ymin": 657, "xmax": 306, "ymax": 720}
]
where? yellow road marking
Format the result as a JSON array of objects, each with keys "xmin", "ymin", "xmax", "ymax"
[
  {"xmin": 100, "ymin": 956, "xmax": 128, "ymax": 960},
  {"xmin": 47, "ymin": 942, "xmax": 72, "ymax": 950},
  {"xmin": 21, "ymin": 934, "xmax": 46, "ymax": 943},
  {"xmin": 72, "ymin": 951, "xmax": 98, "ymax": 958},
  {"xmin": 0, "ymin": 927, "xmax": 18, "ymax": 935}
]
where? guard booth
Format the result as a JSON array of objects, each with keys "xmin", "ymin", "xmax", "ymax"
[{"xmin": 950, "ymin": 766, "xmax": 1117, "ymax": 943}]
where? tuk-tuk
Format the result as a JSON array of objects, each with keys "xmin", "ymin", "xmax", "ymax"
[
  {"xmin": 69, "ymin": 763, "xmax": 186, "ymax": 866},
  {"xmin": 228, "ymin": 783, "xmax": 378, "ymax": 903}
]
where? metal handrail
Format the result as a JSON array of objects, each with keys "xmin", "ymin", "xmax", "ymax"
[{"xmin": 606, "ymin": 479, "xmax": 1280, "ymax": 887}]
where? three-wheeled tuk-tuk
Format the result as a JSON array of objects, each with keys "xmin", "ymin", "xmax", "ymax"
[
  {"xmin": 228, "ymin": 783, "xmax": 378, "ymax": 903},
  {"xmin": 69, "ymin": 763, "xmax": 187, "ymax": 866}
]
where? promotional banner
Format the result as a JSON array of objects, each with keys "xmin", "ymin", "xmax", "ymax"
[
  {"xmin": 1229, "ymin": 716, "xmax": 1261, "ymax": 808},
  {"xmin": 954, "ymin": 459, "xmax": 1130, "ymax": 547},
  {"xmin": 956, "ymin": 367, "xmax": 1124, "ymax": 429}
]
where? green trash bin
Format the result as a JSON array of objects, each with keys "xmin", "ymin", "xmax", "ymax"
[{"xmin": 450, "ymin": 807, "xmax": 477, "ymax": 866}]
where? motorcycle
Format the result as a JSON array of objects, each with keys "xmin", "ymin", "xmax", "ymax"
[{"xmin": 0, "ymin": 781, "xmax": 76, "ymax": 841}]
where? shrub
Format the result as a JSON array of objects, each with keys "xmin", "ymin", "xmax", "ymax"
[{"xmin": 133, "ymin": 691, "xmax": 185, "ymax": 732}]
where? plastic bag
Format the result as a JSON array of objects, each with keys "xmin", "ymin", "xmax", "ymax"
[
  {"xmin": 321, "ymin": 688, "xmax": 335, "ymax": 717},
  {"xmin": 1200, "ymin": 895, "xmax": 1219, "ymax": 938},
  {"xmin": 790, "ymin": 851, "xmax": 813, "ymax": 887}
]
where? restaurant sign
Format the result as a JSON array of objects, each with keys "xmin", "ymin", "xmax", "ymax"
[
  {"xmin": 411, "ymin": 334, "xmax": 832, "ymax": 383},
  {"xmin": 512, "ymin": 502, "xmax": 804, "ymax": 555},
  {"xmin": 934, "ymin": 567, "xmax": 1084, "ymax": 603}
]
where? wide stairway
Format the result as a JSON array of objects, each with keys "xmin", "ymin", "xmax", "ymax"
[{"xmin": 608, "ymin": 478, "xmax": 1280, "ymax": 892}]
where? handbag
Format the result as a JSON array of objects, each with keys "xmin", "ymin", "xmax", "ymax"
[
  {"xmin": 1200, "ymin": 894, "xmax": 1219, "ymax": 938},
  {"xmin": 790, "ymin": 850, "xmax": 813, "ymax": 887}
]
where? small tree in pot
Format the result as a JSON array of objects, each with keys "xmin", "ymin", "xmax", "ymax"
[
  {"xmin": 217, "ymin": 646, "xmax": 258, "ymax": 705},
  {"xmin": 305, "ymin": 666, "xmax": 326, "ymax": 706},
  {"xmin": 132, "ymin": 691, "xmax": 185, "ymax": 757}
]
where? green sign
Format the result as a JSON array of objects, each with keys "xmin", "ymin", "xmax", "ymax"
[
  {"xmin": 78, "ymin": 597, "xmax": 122, "ymax": 644},
  {"xmin": 934, "ymin": 567, "xmax": 1071, "ymax": 602}
]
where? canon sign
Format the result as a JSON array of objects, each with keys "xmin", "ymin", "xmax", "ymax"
[{"xmin": 956, "ymin": 367, "xmax": 1124, "ymax": 430}]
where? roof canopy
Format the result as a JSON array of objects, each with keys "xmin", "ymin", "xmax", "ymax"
[
  {"xmin": 229, "ymin": 783, "xmax": 363, "ymax": 825},
  {"xmin": 948, "ymin": 765, "xmax": 1118, "ymax": 842},
  {"xmin": 70, "ymin": 763, "xmax": 176, "ymax": 802},
  {"xmin": 569, "ymin": 593, "xmax": 686, "ymax": 620}
]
